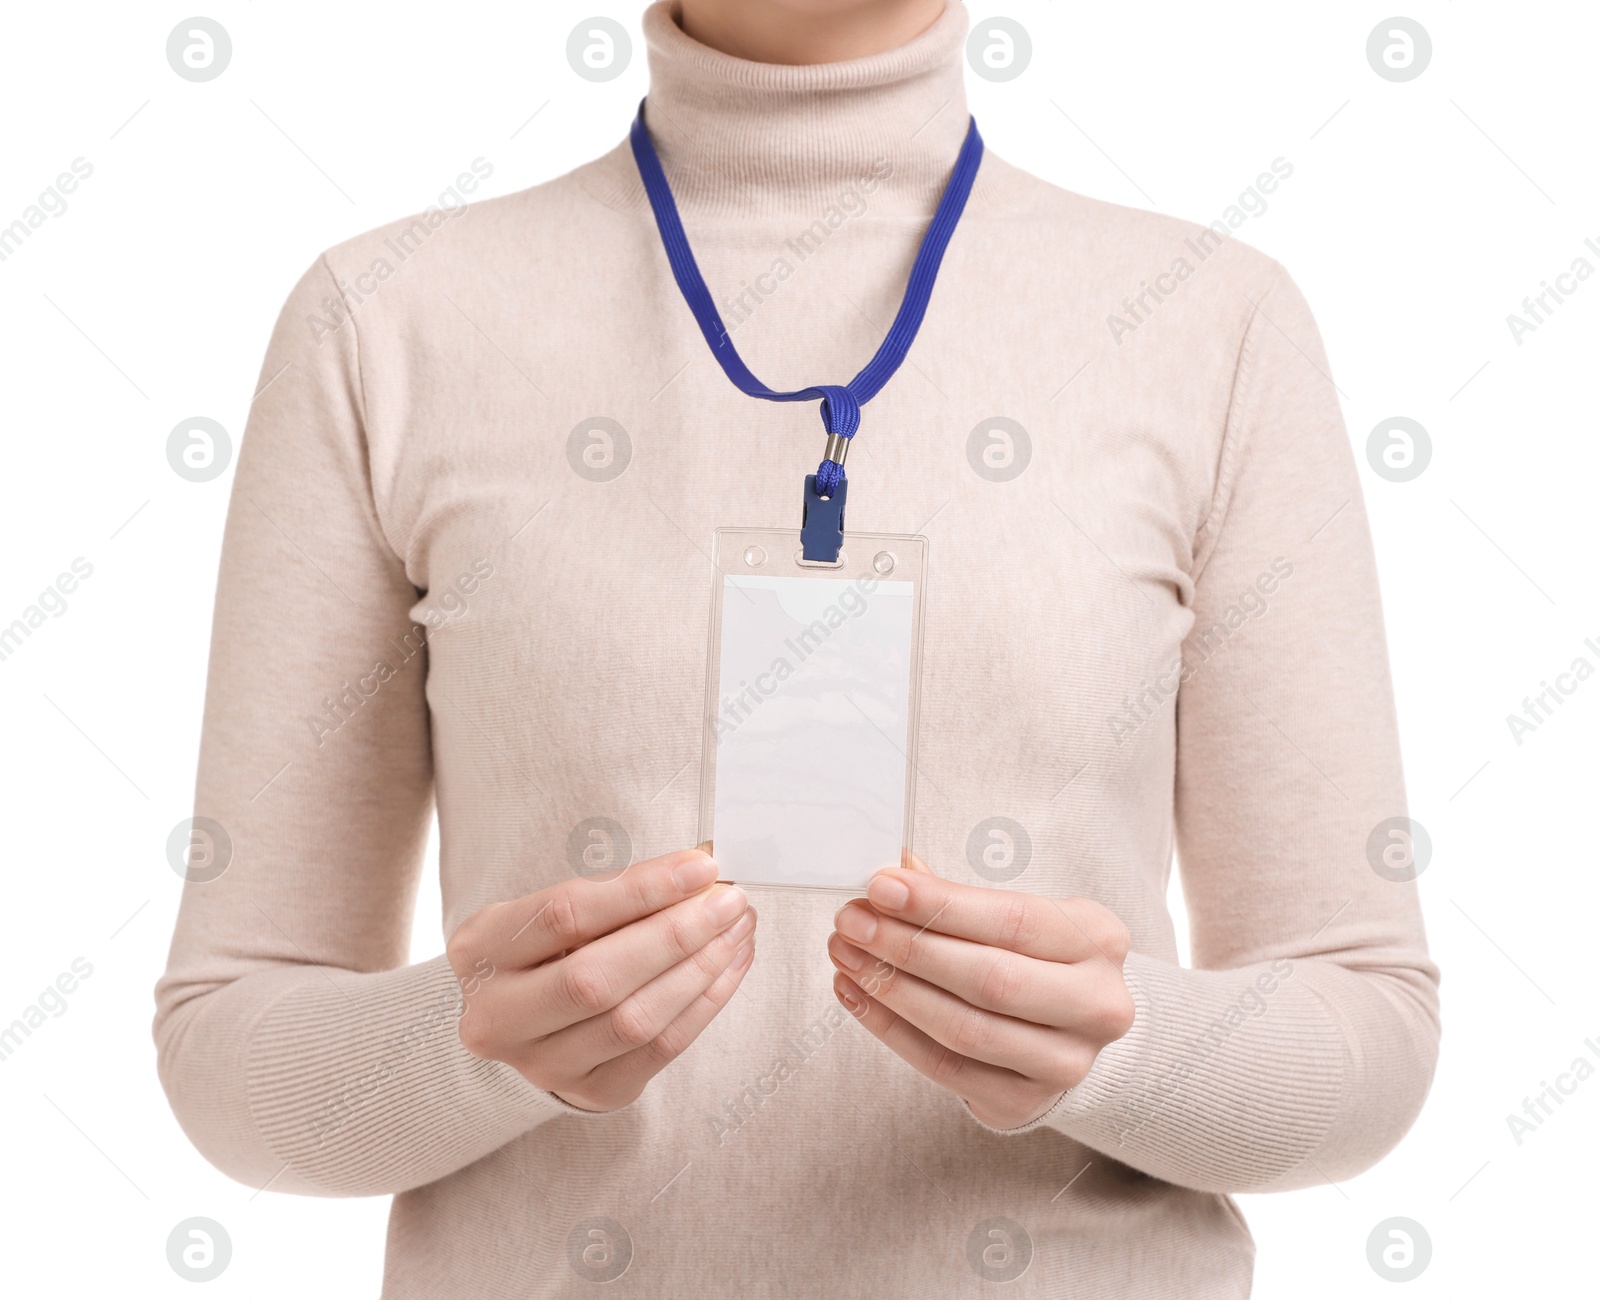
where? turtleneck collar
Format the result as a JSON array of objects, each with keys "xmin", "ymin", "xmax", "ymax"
[{"xmin": 593, "ymin": 0, "xmax": 971, "ymax": 220}]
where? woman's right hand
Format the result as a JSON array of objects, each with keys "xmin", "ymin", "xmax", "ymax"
[{"xmin": 445, "ymin": 849, "xmax": 755, "ymax": 1112}]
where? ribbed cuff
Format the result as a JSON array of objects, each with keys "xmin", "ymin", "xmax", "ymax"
[
  {"xmin": 245, "ymin": 955, "xmax": 597, "ymax": 1196},
  {"xmin": 969, "ymin": 952, "xmax": 1347, "ymax": 1193}
]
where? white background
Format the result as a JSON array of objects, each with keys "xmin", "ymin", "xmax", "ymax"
[{"xmin": 1, "ymin": 1, "xmax": 1594, "ymax": 1295}]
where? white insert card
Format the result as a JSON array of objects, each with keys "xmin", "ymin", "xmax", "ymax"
[{"xmin": 699, "ymin": 531, "xmax": 926, "ymax": 890}]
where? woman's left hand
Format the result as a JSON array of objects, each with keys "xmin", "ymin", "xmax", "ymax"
[{"xmin": 828, "ymin": 859, "xmax": 1136, "ymax": 1129}]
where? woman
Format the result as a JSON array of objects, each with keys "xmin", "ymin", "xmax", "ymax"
[{"xmin": 154, "ymin": 1, "xmax": 1440, "ymax": 1295}]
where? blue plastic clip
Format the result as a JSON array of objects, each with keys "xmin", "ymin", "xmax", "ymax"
[{"xmin": 800, "ymin": 474, "xmax": 847, "ymax": 563}]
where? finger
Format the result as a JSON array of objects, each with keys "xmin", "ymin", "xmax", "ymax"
[
  {"xmin": 488, "ymin": 883, "xmax": 749, "ymax": 1040},
  {"xmin": 862, "ymin": 869, "xmax": 1127, "ymax": 965},
  {"xmin": 829, "ymin": 955, "xmax": 1082, "ymax": 1081},
  {"xmin": 524, "ymin": 906, "xmax": 757, "ymax": 1074},
  {"xmin": 830, "ymin": 971, "xmax": 1045, "ymax": 1112},
  {"xmin": 463, "ymin": 849, "xmax": 722, "ymax": 969},
  {"xmin": 828, "ymin": 909, "xmax": 1086, "ymax": 1027},
  {"xmin": 569, "ymin": 928, "xmax": 758, "ymax": 1109}
]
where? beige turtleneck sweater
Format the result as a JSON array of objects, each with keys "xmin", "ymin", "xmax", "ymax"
[{"xmin": 153, "ymin": 4, "xmax": 1440, "ymax": 1296}]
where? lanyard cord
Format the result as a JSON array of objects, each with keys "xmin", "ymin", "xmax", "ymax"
[{"xmin": 629, "ymin": 102, "xmax": 984, "ymax": 510}]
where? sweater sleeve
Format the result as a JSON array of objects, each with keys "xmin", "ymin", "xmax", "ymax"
[
  {"xmin": 152, "ymin": 255, "xmax": 587, "ymax": 1198},
  {"xmin": 995, "ymin": 262, "xmax": 1441, "ymax": 1193}
]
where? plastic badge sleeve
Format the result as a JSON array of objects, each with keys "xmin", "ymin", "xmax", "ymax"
[{"xmin": 698, "ymin": 527, "xmax": 927, "ymax": 892}]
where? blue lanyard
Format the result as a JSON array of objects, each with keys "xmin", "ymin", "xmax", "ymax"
[{"xmin": 629, "ymin": 101, "xmax": 984, "ymax": 561}]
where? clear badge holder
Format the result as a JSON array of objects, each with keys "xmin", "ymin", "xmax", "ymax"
[{"xmin": 698, "ymin": 527, "xmax": 928, "ymax": 892}]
